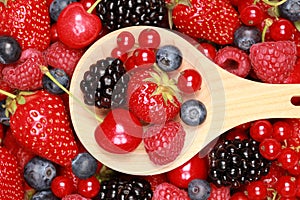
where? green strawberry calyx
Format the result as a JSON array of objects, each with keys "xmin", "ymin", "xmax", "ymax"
[{"xmin": 144, "ymin": 65, "xmax": 182, "ymax": 107}]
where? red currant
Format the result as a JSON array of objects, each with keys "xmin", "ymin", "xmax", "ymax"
[
  {"xmin": 278, "ymin": 148, "xmax": 299, "ymax": 170},
  {"xmin": 296, "ymin": 177, "xmax": 300, "ymax": 197},
  {"xmin": 124, "ymin": 56, "xmax": 137, "ymax": 71},
  {"xmin": 261, "ymin": 161, "xmax": 285, "ymax": 188},
  {"xmin": 276, "ymin": 176, "xmax": 297, "ymax": 198},
  {"xmin": 259, "ymin": 138, "xmax": 282, "ymax": 160},
  {"xmin": 269, "ymin": 18, "xmax": 295, "ymax": 41},
  {"xmin": 51, "ymin": 176, "xmax": 75, "ymax": 198},
  {"xmin": 111, "ymin": 47, "xmax": 128, "ymax": 62},
  {"xmin": 116, "ymin": 31, "xmax": 135, "ymax": 51},
  {"xmin": 138, "ymin": 28, "xmax": 161, "ymax": 49},
  {"xmin": 166, "ymin": 154, "xmax": 208, "ymax": 189},
  {"xmin": 230, "ymin": 192, "xmax": 248, "ymax": 200},
  {"xmin": 132, "ymin": 48, "xmax": 155, "ymax": 68},
  {"xmin": 50, "ymin": 23, "xmax": 59, "ymax": 43},
  {"xmin": 239, "ymin": 4, "xmax": 264, "ymax": 26},
  {"xmin": 225, "ymin": 128, "xmax": 249, "ymax": 141},
  {"xmin": 288, "ymin": 161, "xmax": 300, "ymax": 176},
  {"xmin": 272, "ymin": 121, "xmax": 292, "ymax": 142},
  {"xmin": 246, "ymin": 180, "xmax": 267, "ymax": 200},
  {"xmin": 77, "ymin": 176, "xmax": 100, "ymax": 198},
  {"xmin": 177, "ymin": 69, "xmax": 202, "ymax": 94},
  {"xmin": 250, "ymin": 120, "xmax": 273, "ymax": 142},
  {"xmin": 198, "ymin": 43, "xmax": 217, "ymax": 60}
]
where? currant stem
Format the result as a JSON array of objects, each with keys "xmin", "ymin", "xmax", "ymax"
[
  {"xmin": 87, "ymin": 0, "xmax": 102, "ymax": 14},
  {"xmin": 262, "ymin": 0, "xmax": 288, "ymax": 7},
  {"xmin": 262, "ymin": 18, "xmax": 273, "ymax": 42},
  {"xmin": 40, "ymin": 66, "xmax": 103, "ymax": 123}
]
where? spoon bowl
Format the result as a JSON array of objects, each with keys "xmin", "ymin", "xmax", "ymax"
[{"xmin": 69, "ymin": 26, "xmax": 300, "ymax": 175}]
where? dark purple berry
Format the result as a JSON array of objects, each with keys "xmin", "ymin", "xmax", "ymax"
[
  {"xmin": 234, "ymin": 25, "xmax": 261, "ymax": 52},
  {"xmin": 0, "ymin": 35, "xmax": 22, "ymax": 64}
]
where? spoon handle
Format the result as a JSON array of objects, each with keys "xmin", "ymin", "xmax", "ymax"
[{"xmin": 219, "ymin": 68, "xmax": 300, "ymax": 133}]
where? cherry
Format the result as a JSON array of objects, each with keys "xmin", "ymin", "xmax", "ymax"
[
  {"xmin": 116, "ymin": 31, "xmax": 135, "ymax": 52},
  {"xmin": 94, "ymin": 108, "xmax": 143, "ymax": 154},
  {"xmin": 259, "ymin": 138, "xmax": 282, "ymax": 160},
  {"xmin": 167, "ymin": 154, "xmax": 208, "ymax": 189},
  {"xmin": 272, "ymin": 121, "xmax": 292, "ymax": 142},
  {"xmin": 269, "ymin": 18, "xmax": 295, "ymax": 41},
  {"xmin": 239, "ymin": 4, "xmax": 264, "ymax": 26},
  {"xmin": 177, "ymin": 69, "xmax": 202, "ymax": 94},
  {"xmin": 57, "ymin": 1, "xmax": 102, "ymax": 49},
  {"xmin": 198, "ymin": 42, "xmax": 217, "ymax": 60},
  {"xmin": 80, "ymin": 0, "xmax": 97, "ymax": 15},
  {"xmin": 77, "ymin": 176, "xmax": 100, "ymax": 198},
  {"xmin": 277, "ymin": 148, "xmax": 299, "ymax": 170},
  {"xmin": 51, "ymin": 176, "xmax": 75, "ymax": 198},
  {"xmin": 246, "ymin": 180, "xmax": 267, "ymax": 200},
  {"xmin": 276, "ymin": 176, "xmax": 297, "ymax": 198},
  {"xmin": 138, "ymin": 28, "xmax": 161, "ymax": 49},
  {"xmin": 132, "ymin": 48, "xmax": 156, "ymax": 68},
  {"xmin": 225, "ymin": 128, "xmax": 249, "ymax": 141},
  {"xmin": 250, "ymin": 120, "xmax": 273, "ymax": 142}
]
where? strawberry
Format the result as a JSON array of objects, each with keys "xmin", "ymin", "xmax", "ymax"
[
  {"xmin": 170, "ymin": 0, "xmax": 241, "ymax": 45},
  {"xmin": 249, "ymin": 41, "xmax": 297, "ymax": 83},
  {"xmin": 43, "ymin": 41, "xmax": 85, "ymax": 77},
  {"xmin": 152, "ymin": 182, "xmax": 189, "ymax": 200},
  {"xmin": 2, "ymin": 48, "xmax": 46, "ymax": 90},
  {"xmin": 0, "ymin": 146, "xmax": 24, "ymax": 200},
  {"xmin": 128, "ymin": 69, "xmax": 181, "ymax": 124},
  {"xmin": 0, "ymin": 0, "xmax": 51, "ymax": 51},
  {"xmin": 3, "ymin": 129, "xmax": 36, "ymax": 173},
  {"xmin": 7, "ymin": 90, "xmax": 78, "ymax": 166},
  {"xmin": 207, "ymin": 183, "xmax": 231, "ymax": 200},
  {"xmin": 143, "ymin": 121, "xmax": 186, "ymax": 165}
]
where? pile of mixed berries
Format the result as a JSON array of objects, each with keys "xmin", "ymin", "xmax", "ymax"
[{"xmin": 0, "ymin": 0, "xmax": 300, "ymax": 199}]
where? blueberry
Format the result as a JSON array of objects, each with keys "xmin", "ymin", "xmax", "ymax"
[
  {"xmin": 32, "ymin": 190, "xmax": 59, "ymax": 200},
  {"xmin": 0, "ymin": 36, "xmax": 22, "ymax": 64},
  {"xmin": 24, "ymin": 156, "xmax": 57, "ymax": 191},
  {"xmin": 50, "ymin": 0, "xmax": 78, "ymax": 22},
  {"xmin": 234, "ymin": 26, "xmax": 261, "ymax": 52},
  {"xmin": 279, "ymin": 0, "xmax": 300, "ymax": 22},
  {"xmin": 156, "ymin": 45, "xmax": 182, "ymax": 72},
  {"xmin": 188, "ymin": 179, "xmax": 211, "ymax": 200},
  {"xmin": 72, "ymin": 152, "xmax": 98, "ymax": 179},
  {"xmin": 180, "ymin": 99, "xmax": 207, "ymax": 126},
  {"xmin": 0, "ymin": 100, "xmax": 10, "ymax": 126},
  {"xmin": 42, "ymin": 68, "xmax": 70, "ymax": 94}
]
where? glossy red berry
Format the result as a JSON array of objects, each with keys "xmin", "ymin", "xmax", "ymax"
[
  {"xmin": 167, "ymin": 154, "xmax": 208, "ymax": 189},
  {"xmin": 138, "ymin": 28, "xmax": 161, "ymax": 49},
  {"xmin": 278, "ymin": 148, "xmax": 299, "ymax": 170},
  {"xmin": 50, "ymin": 23, "xmax": 59, "ymax": 43},
  {"xmin": 230, "ymin": 192, "xmax": 248, "ymax": 200},
  {"xmin": 132, "ymin": 48, "xmax": 156, "ymax": 68},
  {"xmin": 198, "ymin": 43, "xmax": 217, "ymax": 60},
  {"xmin": 250, "ymin": 120, "xmax": 273, "ymax": 142},
  {"xmin": 111, "ymin": 47, "xmax": 128, "ymax": 62},
  {"xmin": 246, "ymin": 180, "xmax": 267, "ymax": 200},
  {"xmin": 51, "ymin": 176, "xmax": 75, "ymax": 198},
  {"xmin": 124, "ymin": 56, "xmax": 137, "ymax": 71},
  {"xmin": 259, "ymin": 138, "xmax": 282, "ymax": 160},
  {"xmin": 77, "ymin": 176, "xmax": 100, "ymax": 198},
  {"xmin": 80, "ymin": 0, "xmax": 97, "ymax": 15},
  {"xmin": 239, "ymin": 4, "xmax": 264, "ymax": 26},
  {"xmin": 272, "ymin": 121, "xmax": 292, "ymax": 142},
  {"xmin": 288, "ymin": 162, "xmax": 300, "ymax": 176},
  {"xmin": 177, "ymin": 69, "xmax": 202, "ymax": 94},
  {"xmin": 269, "ymin": 18, "xmax": 295, "ymax": 41},
  {"xmin": 276, "ymin": 176, "xmax": 297, "ymax": 198},
  {"xmin": 296, "ymin": 177, "xmax": 300, "ymax": 197},
  {"xmin": 116, "ymin": 31, "xmax": 135, "ymax": 51},
  {"xmin": 225, "ymin": 128, "xmax": 249, "ymax": 141}
]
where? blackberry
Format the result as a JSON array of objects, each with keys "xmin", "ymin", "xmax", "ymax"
[
  {"xmin": 80, "ymin": 57, "xmax": 128, "ymax": 109},
  {"xmin": 208, "ymin": 139, "xmax": 271, "ymax": 188},
  {"xmin": 96, "ymin": 0, "xmax": 167, "ymax": 31},
  {"xmin": 99, "ymin": 177, "xmax": 153, "ymax": 200}
]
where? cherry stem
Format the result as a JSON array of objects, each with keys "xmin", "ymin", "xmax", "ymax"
[
  {"xmin": 87, "ymin": 0, "xmax": 102, "ymax": 14},
  {"xmin": 40, "ymin": 66, "xmax": 103, "ymax": 123},
  {"xmin": 0, "ymin": 89, "xmax": 16, "ymax": 99}
]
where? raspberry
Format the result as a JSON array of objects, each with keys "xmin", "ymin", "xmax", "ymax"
[
  {"xmin": 214, "ymin": 46, "xmax": 251, "ymax": 78},
  {"xmin": 62, "ymin": 194, "xmax": 91, "ymax": 200},
  {"xmin": 208, "ymin": 183, "xmax": 231, "ymax": 200},
  {"xmin": 2, "ymin": 48, "xmax": 46, "ymax": 90},
  {"xmin": 249, "ymin": 41, "xmax": 297, "ymax": 83},
  {"xmin": 43, "ymin": 41, "xmax": 84, "ymax": 77},
  {"xmin": 152, "ymin": 182, "xmax": 189, "ymax": 200},
  {"xmin": 284, "ymin": 59, "xmax": 300, "ymax": 83},
  {"xmin": 143, "ymin": 121, "xmax": 186, "ymax": 165}
]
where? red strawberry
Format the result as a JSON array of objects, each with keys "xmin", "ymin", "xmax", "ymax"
[
  {"xmin": 0, "ymin": 146, "xmax": 24, "ymax": 200},
  {"xmin": 3, "ymin": 129, "xmax": 36, "ymax": 173},
  {"xmin": 214, "ymin": 46, "xmax": 251, "ymax": 78},
  {"xmin": 249, "ymin": 41, "xmax": 297, "ymax": 83},
  {"xmin": 143, "ymin": 121, "xmax": 186, "ymax": 165},
  {"xmin": 0, "ymin": 0, "xmax": 51, "ymax": 51},
  {"xmin": 171, "ymin": 0, "xmax": 241, "ymax": 45},
  {"xmin": 43, "ymin": 41, "xmax": 85, "ymax": 77},
  {"xmin": 152, "ymin": 182, "xmax": 189, "ymax": 200},
  {"xmin": 2, "ymin": 48, "xmax": 46, "ymax": 90},
  {"xmin": 128, "ymin": 70, "xmax": 181, "ymax": 124},
  {"xmin": 8, "ymin": 90, "xmax": 78, "ymax": 166},
  {"xmin": 208, "ymin": 183, "xmax": 231, "ymax": 200}
]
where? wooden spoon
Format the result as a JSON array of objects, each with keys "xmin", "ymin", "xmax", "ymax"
[{"xmin": 69, "ymin": 26, "xmax": 300, "ymax": 175}]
